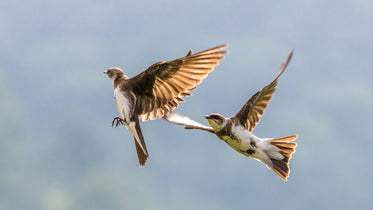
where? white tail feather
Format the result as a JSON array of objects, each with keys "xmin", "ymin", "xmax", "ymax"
[{"xmin": 254, "ymin": 135, "xmax": 298, "ymax": 181}]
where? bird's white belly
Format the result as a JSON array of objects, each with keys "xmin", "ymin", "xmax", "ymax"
[{"xmin": 114, "ymin": 88, "xmax": 131, "ymax": 121}]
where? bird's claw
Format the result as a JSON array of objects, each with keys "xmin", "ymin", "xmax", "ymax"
[{"xmin": 112, "ymin": 117, "xmax": 125, "ymax": 127}]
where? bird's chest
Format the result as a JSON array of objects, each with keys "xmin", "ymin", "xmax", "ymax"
[
  {"xmin": 220, "ymin": 126, "xmax": 256, "ymax": 156},
  {"xmin": 114, "ymin": 88, "xmax": 132, "ymax": 121},
  {"xmin": 217, "ymin": 127, "xmax": 243, "ymax": 152},
  {"xmin": 221, "ymin": 135, "xmax": 245, "ymax": 153}
]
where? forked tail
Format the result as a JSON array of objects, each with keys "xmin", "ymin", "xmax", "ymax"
[{"xmin": 268, "ymin": 134, "xmax": 298, "ymax": 181}]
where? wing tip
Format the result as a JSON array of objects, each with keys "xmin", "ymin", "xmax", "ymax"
[{"xmin": 279, "ymin": 49, "xmax": 294, "ymax": 73}]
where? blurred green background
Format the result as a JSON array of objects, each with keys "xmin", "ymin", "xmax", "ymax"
[{"xmin": 1, "ymin": 0, "xmax": 372, "ymax": 209}]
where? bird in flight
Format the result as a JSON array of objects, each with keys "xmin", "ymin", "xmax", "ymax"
[
  {"xmin": 104, "ymin": 44, "xmax": 227, "ymax": 166},
  {"xmin": 164, "ymin": 50, "xmax": 297, "ymax": 181}
]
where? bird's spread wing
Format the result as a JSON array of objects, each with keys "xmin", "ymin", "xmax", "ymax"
[
  {"xmin": 164, "ymin": 112, "xmax": 215, "ymax": 133},
  {"xmin": 129, "ymin": 44, "xmax": 228, "ymax": 121},
  {"xmin": 232, "ymin": 50, "xmax": 293, "ymax": 132}
]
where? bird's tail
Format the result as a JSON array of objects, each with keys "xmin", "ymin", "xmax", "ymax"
[
  {"xmin": 134, "ymin": 137, "xmax": 148, "ymax": 166},
  {"xmin": 255, "ymin": 135, "xmax": 298, "ymax": 181},
  {"xmin": 128, "ymin": 118, "xmax": 149, "ymax": 166}
]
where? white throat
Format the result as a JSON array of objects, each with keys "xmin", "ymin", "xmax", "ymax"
[{"xmin": 114, "ymin": 88, "xmax": 131, "ymax": 121}]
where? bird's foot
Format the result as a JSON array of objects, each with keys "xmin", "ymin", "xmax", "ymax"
[{"xmin": 112, "ymin": 117, "xmax": 125, "ymax": 127}]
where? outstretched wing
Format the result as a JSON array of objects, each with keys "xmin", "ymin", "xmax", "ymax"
[
  {"xmin": 128, "ymin": 44, "xmax": 227, "ymax": 121},
  {"xmin": 232, "ymin": 50, "xmax": 293, "ymax": 132},
  {"xmin": 164, "ymin": 112, "xmax": 215, "ymax": 133}
]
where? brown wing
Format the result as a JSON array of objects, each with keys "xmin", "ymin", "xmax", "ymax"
[
  {"xmin": 129, "ymin": 44, "xmax": 228, "ymax": 121},
  {"xmin": 232, "ymin": 50, "xmax": 293, "ymax": 132}
]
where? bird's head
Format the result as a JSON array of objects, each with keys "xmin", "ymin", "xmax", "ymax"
[
  {"xmin": 104, "ymin": 67, "xmax": 128, "ymax": 82},
  {"xmin": 205, "ymin": 113, "xmax": 226, "ymax": 131}
]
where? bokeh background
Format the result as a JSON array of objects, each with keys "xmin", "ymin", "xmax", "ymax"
[{"xmin": 1, "ymin": 0, "xmax": 372, "ymax": 209}]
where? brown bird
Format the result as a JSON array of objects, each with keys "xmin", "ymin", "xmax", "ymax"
[
  {"xmin": 164, "ymin": 50, "xmax": 297, "ymax": 180},
  {"xmin": 104, "ymin": 44, "xmax": 227, "ymax": 166}
]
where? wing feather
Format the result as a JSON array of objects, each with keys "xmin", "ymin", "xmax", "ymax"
[
  {"xmin": 164, "ymin": 112, "xmax": 215, "ymax": 133},
  {"xmin": 129, "ymin": 44, "xmax": 228, "ymax": 121},
  {"xmin": 232, "ymin": 50, "xmax": 293, "ymax": 131}
]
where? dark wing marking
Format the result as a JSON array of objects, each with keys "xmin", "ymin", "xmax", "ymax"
[
  {"xmin": 164, "ymin": 112, "xmax": 215, "ymax": 133},
  {"xmin": 232, "ymin": 50, "xmax": 293, "ymax": 132},
  {"xmin": 129, "ymin": 44, "xmax": 228, "ymax": 121}
]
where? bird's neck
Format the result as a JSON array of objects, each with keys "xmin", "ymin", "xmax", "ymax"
[{"xmin": 113, "ymin": 76, "xmax": 128, "ymax": 89}]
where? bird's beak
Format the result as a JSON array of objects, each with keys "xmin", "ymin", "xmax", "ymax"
[
  {"xmin": 205, "ymin": 115, "xmax": 212, "ymax": 119},
  {"xmin": 103, "ymin": 70, "xmax": 107, "ymax": 74}
]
